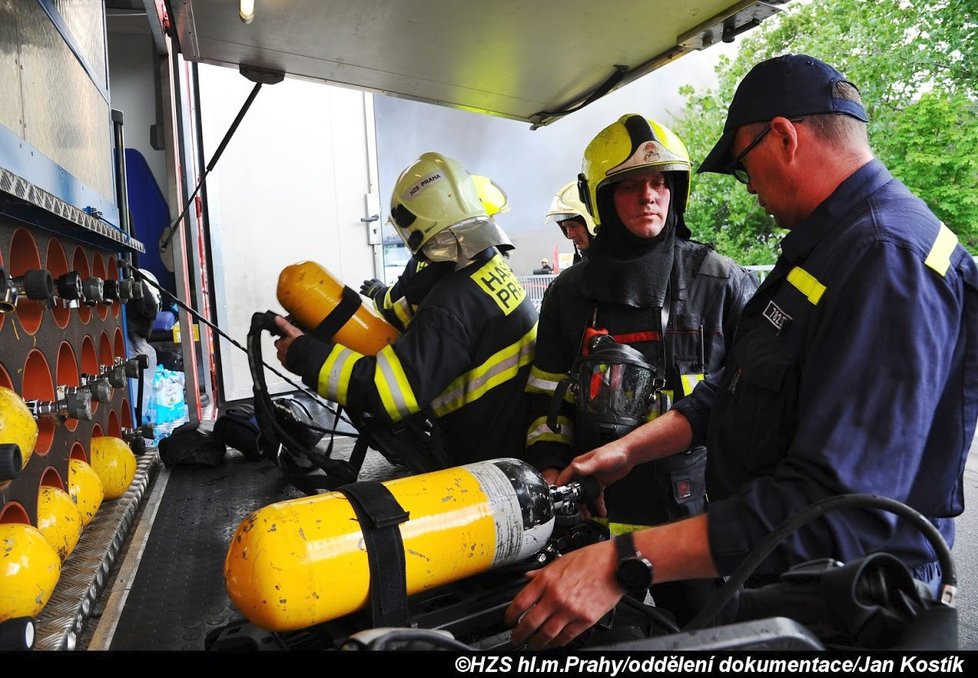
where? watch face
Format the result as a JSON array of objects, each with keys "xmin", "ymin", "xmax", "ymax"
[{"xmin": 617, "ymin": 556, "xmax": 653, "ymax": 592}]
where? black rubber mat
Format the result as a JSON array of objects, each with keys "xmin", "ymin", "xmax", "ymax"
[{"xmin": 108, "ymin": 454, "xmax": 305, "ymax": 651}]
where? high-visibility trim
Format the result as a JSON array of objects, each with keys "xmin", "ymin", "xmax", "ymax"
[
  {"xmin": 680, "ymin": 373, "xmax": 704, "ymax": 397},
  {"xmin": 525, "ymin": 365, "xmax": 567, "ymax": 395},
  {"xmin": 392, "ymin": 297, "xmax": 414, "ymax": 329},
  {"xmin": 318, "ymin": 344, "xmax": 363, "ymax": 405},
  {"xmin": 591, "ymin": 518, "xmax": 650, "ymax": 535},
  {"xmin": 373, "ymin": 345, "xmax": 421, "ymax": 421},
  {"xmin": 925, "ymin": 222, "xmax": 957, "ymax": 277},
  {"xmin": 431, "ymin": 325, "xmax": 536, "ymax": 417},
  {"xmin": 787, "ymin": 266, "xmax": 826, "ymax": 305},
  {"xmin": 526, "ymin": 415, "xmax": 573, "ymax": 447},
  {"xmin": 381, "ymin": 286, "xmax": 395, "ymax": 312}
]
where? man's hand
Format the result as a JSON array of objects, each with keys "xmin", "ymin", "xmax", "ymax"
[
  {"xmin": 540, "ymin": 467, "xmax": 561, "ymax": 485},
  {"xmin": 273, "ymin": 315, "xmax": 305, "ymax": 367},
  {"xmin": 555, "ymin": 441, "xmax": 634, "ymax": 517},
  {"xmin": 359, "ymin": 278, "xmax": 386, "ymax": 301},
  {"xmin": 504, "ymin": 539, "xmax": 622, "ymax": 649}
]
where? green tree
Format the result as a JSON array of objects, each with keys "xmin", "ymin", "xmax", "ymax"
[{"xmin": 673, "ymin": 0, "xmax": 978, "ymax": 262}]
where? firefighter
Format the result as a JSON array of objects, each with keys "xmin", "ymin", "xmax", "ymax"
[
  {"xmin": 522, "ymin": 115, "xmax": 757, "ymax": 626},
  {"xmin": 545, "ymin": 181, "xmax": 595, "ymax": 264},
  {"xmin": 274, "ymin": 152, "xmax": 538, "ymax": 465},
  {"xmin": 507, "ymin": 55, "xmax": 978, "ymax": 650},
  {"xmin": 359, "ymin": 176, "xmax": 510, "ymax": 332}
]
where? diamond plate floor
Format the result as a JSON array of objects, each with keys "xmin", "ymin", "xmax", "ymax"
[
  {"xmin": 79, "ymin": 436, "xmax": 401, "ymax": 651},
  {"xmin": 103, "ymin": 454, "xmax": 305, "ymax": 650}
]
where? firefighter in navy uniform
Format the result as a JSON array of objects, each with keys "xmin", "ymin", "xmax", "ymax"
[
  {"xmin": 274, "ymin": 152, "xmax": 537, "ymax": 465},
  {"xmin": 523, "ymin": 116, "xmax": 757, "ymax": 625},
  {"xmin": 360, "ymin": 175, "xmax": 510, "ymax": 332}
]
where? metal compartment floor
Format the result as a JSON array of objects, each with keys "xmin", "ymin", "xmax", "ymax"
[{"xmin": 80, "ymin": 437, "xmax": 398, "ymax": 651}]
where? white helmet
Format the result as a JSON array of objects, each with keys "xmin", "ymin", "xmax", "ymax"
[{"xmin": 545, "ymin": 181, "xmax": 596, "ymax": 236}]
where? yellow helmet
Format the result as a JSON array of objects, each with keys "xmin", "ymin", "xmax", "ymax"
[
  {"xmin": 545, "ymin": 181, "xmax": 596, "ymax": 236},
  {"xmin": 389, "ymin": 152, "xmax": 489, "ymax": 254},
  {"xmin": 579, "ymin": 115, "xmax": 691, "ymax": 233}
]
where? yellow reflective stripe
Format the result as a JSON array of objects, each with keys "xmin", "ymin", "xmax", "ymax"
[
  {"xmin": 431, "ymin": 325, "xmax": 537, "ymax": 417},
  {"xmin": 373, "ymin": 345, "xmax": 420, "ymax": 421},
  {"xmin": 318, "ymin": 344, "xmax": 363, "ymax": 406},
  {"xmin": 392, "ymin": 297, "xmax": 414, "ymax": 328},
  {"xmin": 591, "ymin": 518, "xmax": 651, "ymax": 535},
  {"xmin": 787, "ymin": 266, "xmax": 826, "ymax": 305},
  {"xmin": 381, "ymin": 285, "xmax": 395, "ymax": 312},
  {"xmin": 526, "ymin": 415, "xmax": 572, "ymax": 446},
  {"xmin": 925, "ymin": 222, "xmax": 957, "ymax": 277},
  {"xmin": 680, "ymin": 373, "xmax": 703, "ymax": 397}
]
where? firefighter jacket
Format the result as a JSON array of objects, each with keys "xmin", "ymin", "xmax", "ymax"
[
  {"xmin": 673, "ymin": 160, "xmax": 978, "ymax": 577},
  {"xmin": 288, "ymin": 248, "xmax": 538, "ymax": 465},
  {"xmin": 371, "ymin": 256, "xmax": 454, "ymax": 332},
  {"xmin": 525, "ymin": 238, "xmax": 757, "ymax": 527}
]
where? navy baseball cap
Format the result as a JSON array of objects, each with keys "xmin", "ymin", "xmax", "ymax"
[{"xmin": 698, "ymin": 54, "xmax": 868, "ymax": 175}]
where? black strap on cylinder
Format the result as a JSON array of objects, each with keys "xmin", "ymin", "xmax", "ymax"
[
  {"xmin": 312, "ymin": 286, "xmax": 362, "ymax": 342},
  {"xmin": 337, "ymin": 481, "xmax": 411, "ymax": 628}
]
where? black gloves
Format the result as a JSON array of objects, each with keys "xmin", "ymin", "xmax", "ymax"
[{"xmin": 360, "ymin": 278, "xmax": 387, "ymax": 301}]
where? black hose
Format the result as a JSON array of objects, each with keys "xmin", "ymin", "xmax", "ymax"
[{"xmin": 684, "ymin": 493, "xmax": 956, "ymax": 631}]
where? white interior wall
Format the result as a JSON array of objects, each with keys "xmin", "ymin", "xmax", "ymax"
[{"xmin": 198, "ymin": 65, "xmax": 377, "ymax": 401}]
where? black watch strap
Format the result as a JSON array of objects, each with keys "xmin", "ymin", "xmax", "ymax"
[
  {"xmin": 615, "ymin": 531, "xmax": 637, "ymax": 560},
  {"xmin": 614, "ymin": 532, "xmax": 654, "ymax": 596}
]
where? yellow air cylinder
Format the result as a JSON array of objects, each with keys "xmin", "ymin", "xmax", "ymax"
[
  {"xmin": 225, "ymin": 458, "xmax": 555, "ymax": 632},
  {"xmin": 0, "ymin": 386, "xmax": 38, "ymax": 469},
  {"xmin": 277, "ymin": 261, "xmax": 399, "ymax": 355},
  {"xmin": 0, "ymin": 523, "xmax": 61, "ymax": 622},
  {"xmin": 68, "ymin": 458, "xmax": 104, "ymax": 528},
  {"xmin": 89, "ymin": 436, "xmax": 137, "ymax": 500},
  {"xmin": 36, "ymin": 486, "xmax": 83, "ymax": 562}
]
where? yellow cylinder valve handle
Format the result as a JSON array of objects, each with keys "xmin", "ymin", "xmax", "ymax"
[
  {"xmin": 68, "ymin": 458, "xmax": 104, "ymax": 528},
  {"xmin": 0, "ymin": 386, "xmax": 38, "ymax": 470},
  {"xmin": 0, "ymin": 523, "xmax": 61, "ymax": 622},
  {"xmin": 36, "ymin": 486, "xmax": 83, "ymax": 562},
  {"xmin": 277, "ymin": 261, "xmax": 399, "ymax": 355},
  {"xmin": 225, "ymin": 458, "xmax": 558, "ymax": 632},
  {"xmin": 89, "ymin": 436, "xmax": 137, "ymax": 500}
]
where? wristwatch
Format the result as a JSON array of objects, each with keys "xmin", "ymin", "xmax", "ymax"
[{"xmin": 614, "ymin": 532, "xmax": 654, "ymax": 597}]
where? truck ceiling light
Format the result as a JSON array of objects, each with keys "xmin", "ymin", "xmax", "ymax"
[{"xmin": 240, "ymin": 0, "xmax": 255, "ymax": 24}]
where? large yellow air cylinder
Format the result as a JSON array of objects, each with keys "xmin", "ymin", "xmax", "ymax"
[
  {"xmin": 36, "ymin": 486, "xmax": 83, "ymax": 562},
  {"xmin": 277, "ymin": 261, "xmax": 399, "ymax": 355},
  {"xmin": 68, "ymin": 458, "xmax": 104, "ymax": 528},
  {"xmin": 89, "ymin": 436, "xmax": 137, "ymax": 500},
  {"xmin": 225, "ymin": 458, "xmax": 555, "ymax": 632},
  {"xmin": 0, "ymin": 523, "xmax": 61, "ymax": 622},
  {"xmin": 0, "ymin": 387, "xmax": 37, "ymax": 469}
]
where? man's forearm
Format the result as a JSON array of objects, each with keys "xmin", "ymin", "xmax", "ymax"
[{"xmin": 619, "ymin": 409, "xmax": 694, "ymax": 467}]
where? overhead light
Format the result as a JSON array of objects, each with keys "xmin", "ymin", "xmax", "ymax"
[{"xmin": 239, "ymin": 0, "xmax": 255, "ymax": 24}]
